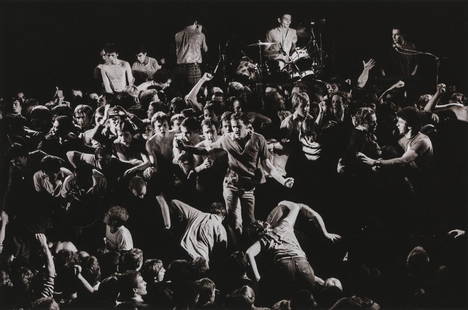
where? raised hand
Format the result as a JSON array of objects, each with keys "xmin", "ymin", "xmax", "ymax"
[
  {"xmin": 202, "ymin": 72, "xmax": 214, "ymax": 81},
  {"xmin": 448, "ymin": 229, "xmax": 465, "ymax": 239},
  {"xmin": 436, "ymin": 83, "xmax": 447, "ymax": 94},
  {"xmin": 283, "ymin": 177, "xmax": 295, "ymax": 188},
  {"xmin": 363, "ymin": 58, "xmax": 376, "ymax": 71},
  {"xmin": 35, "ymin": 233, "xmax": 48, "ymax": 249},
  {"xmin": 0, "ymin": 210, "xmax": 8, "ymax": 225},
  {"xmin": 100, "ymin": 104, "xmax": 111, "ymax": 125}
]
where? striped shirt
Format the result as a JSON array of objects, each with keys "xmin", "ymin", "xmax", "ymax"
[{"xmin": 300, "ymin": 137, "xmax": 321, "ymax": 161}]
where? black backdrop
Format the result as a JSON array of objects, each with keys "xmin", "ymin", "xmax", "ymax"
[{"xmin": 0, "ymin": 0, "xmax": 467, "ymax": 98}]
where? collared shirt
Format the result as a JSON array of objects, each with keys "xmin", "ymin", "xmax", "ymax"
[
  {"xmin": 265, "ymin": 27, "xmax": 297, "ymax": 58},
  {"xmin": 211, "ymin": 132, "xmax": 269, "ymax": 179},
  {"xmin": 132, "ymin": 56, "xmax": 161, "ymax": 84},
  {"xmin": 171, "ymin": 199, "xmax": 227, "ymax": 266},
  {"xmin": 33, "ymin": 167, "xmax": 72, "ymax": 197},
  {"xmin": 175, "ymin": 27, "xmax": 207, "ymax": 64}
]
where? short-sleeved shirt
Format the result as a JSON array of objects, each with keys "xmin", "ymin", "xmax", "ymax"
[
  {"xmin": 132, "ymin": 56, "xmax": 161, "ymax": 84},
  {"xmin": 175, "ymin": 27, "xmax": 207, "ymax": 64},
  {"xmin": 171, "ymin": 199, "xmax": 227, "ymax": 266},
  {"xmin": 33, "ymin": 167, "xmax": 72, "ymax": 197},
  {"xmin": 106, "ymin": 225, "xmax": 133, "ymax": 251},
  {"xmin": 398, "ymin": 132, "xmax": 433, "ymax": 170},
  {"xmin": 265, "ymin": 27, "xmax": 298, "ymax": 58},
  {"xmin": 260, "ymin": 218, "xmax": 306, "ymax": 262},
  {"xmin": 211, "ymin": 132, "xmax": 269, "ymax": 179}
]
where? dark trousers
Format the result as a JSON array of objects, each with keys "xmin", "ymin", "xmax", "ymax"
[
  {"xmin": 276, "ymin": 256, "xmax": 316, "ymax": 295},
  {"xmin": 174, "ymin": 63, "xmax": 202, "ymax": 94}
]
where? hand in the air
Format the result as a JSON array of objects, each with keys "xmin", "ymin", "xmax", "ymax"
[
  {"xmin": 283, "ymin": 177, "xmax": 295, "ymax": 188},
  {"xmin": 363, "ymin": 58, "xmax": 376, "ymax": 71}
]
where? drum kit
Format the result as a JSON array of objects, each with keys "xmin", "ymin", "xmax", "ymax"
[{"xmin": 235, "ymin": 32, "xmax": 326, "ymax": 84}]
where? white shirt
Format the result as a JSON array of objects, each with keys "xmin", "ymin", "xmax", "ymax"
[{"xmin": 106, "ymin": 225, "xmax": 133, "ymax": 251}]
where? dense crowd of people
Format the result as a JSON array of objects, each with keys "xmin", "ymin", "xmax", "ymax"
[{"xmin": 0, "ymin": 13, "xmax": 467, "ymax": 310}]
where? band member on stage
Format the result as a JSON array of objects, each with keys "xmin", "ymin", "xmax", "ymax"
[
  {"xmin": 264, "ymin": 13, "xmax": 298, "ymax": 67},
  {"xmin": 382, "ymin": 27, "xmax": 418, "ymax": 79},
  {"xmin": 174, "ymin": 15, "xmax": 209, "ymax": 94}
]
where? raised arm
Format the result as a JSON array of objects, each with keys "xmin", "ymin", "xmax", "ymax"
[
  {"xmin": 184, "ymin": 72, "xmax": 213, "ymax": 111},
  {"xmin": 357, "ymin": 58, "xmax": 376, "ymax": 88},
  {"xmin": 246, "ymin": 241, "xmax": 262, "ymax": 282},
  {"xmin": 424, "ymin": 83, "xmax": 446, "ymax": 112},
  {"xmin": 36, "ymin": 233, "xmax": 55, "ymax": 277},
  {"xmin": 73, "ymin": 264, "xmax": 98, "ymax": 294},
  {"xmin": 0, "ymin": 210, "xmax": 8, "ymax": 254}
]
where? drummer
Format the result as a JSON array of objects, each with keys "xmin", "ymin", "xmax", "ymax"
[{"xmin": 264, "ymin": 13, "xmax": 298, "ymax": 68}]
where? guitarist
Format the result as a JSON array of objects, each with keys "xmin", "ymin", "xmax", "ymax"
[{"xmin": 264, "ymin": 13, "xmax": 298, "ymax": 70}]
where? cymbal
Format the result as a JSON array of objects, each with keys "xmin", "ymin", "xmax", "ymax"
[{"xmin": 248, "ymin": 41, "xmax": 278, "ymax": 47}]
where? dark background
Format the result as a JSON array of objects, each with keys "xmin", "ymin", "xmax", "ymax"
[{"xmin": 0, "ymin": 0, "xmax": 467, "ymax": 99}]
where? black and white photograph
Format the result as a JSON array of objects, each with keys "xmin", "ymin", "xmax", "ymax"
[{"xmin": 0, "ymin": 0, "xmax": 467, "ymax": 309}]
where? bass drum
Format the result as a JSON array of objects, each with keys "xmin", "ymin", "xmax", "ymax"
[
  {"xmin": 236, "ymin": 57, "xmax": 260, "ymax": 82},
  {"xmin": 289, "ymin": 47, "xmax": 310, "ymax": 63}
]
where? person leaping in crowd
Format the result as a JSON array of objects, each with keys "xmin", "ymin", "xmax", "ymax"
[
  {"xmin": 246, "ymin": 200, "xmax": 341, "ymax": 302},
  {"xmin": 157, "ymin": 194, "xmax": 227, "ymax": 269}
]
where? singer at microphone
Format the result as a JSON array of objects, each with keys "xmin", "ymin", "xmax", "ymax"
[{"xmin": 382, "ymin": 27, "xmax": 419, "ymax": 80}]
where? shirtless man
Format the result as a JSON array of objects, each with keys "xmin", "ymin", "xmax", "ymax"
[
  {"xmin": 146, "ymin": 112, "xmax": 175, "ymax": 171},
  {"xmin": 100, "ymin": 44, "xmax": 134, "ymax": 94}
]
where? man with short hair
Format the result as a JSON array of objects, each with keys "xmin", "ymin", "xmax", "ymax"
[
  {"xmin": 131, "ymin": 46, "xmax": 161, "ymax": 85},
  {"xmin": 146, "ymin": 112, "xmax": 175, "ymax": 170},
  {"xmin": 100, "ymin": 44, "xmax": 134, "ymax": 94},
  {"xmin": 174, "ymin": 15, "xmax": 208, "ymax": 93},
  {"xmin": 265, "ymin": 13, "xmax": 298, "ymax": 68},
  {"xmin": 358, "ymin": 106, "xmax": 433, "ymax": 179},
  {"xmin": 180, "ymin": 113, "xmax": 294, "ymax": 239}
]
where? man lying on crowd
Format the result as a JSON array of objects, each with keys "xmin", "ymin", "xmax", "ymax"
[{"xmin": 246, "ymin": 200, "xmax": 341, "ymax": 300}]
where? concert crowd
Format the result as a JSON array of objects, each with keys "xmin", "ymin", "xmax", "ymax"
[{"xmin": 0, "ymin": 13, "xmax": 467, "ymax": 310}]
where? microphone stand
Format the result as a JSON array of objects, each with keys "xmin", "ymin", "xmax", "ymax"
[{"xmin": 394, "ymin": 44, "xmax": 441, "ymax": 90}]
